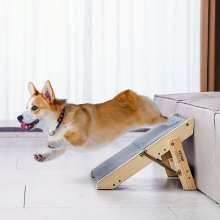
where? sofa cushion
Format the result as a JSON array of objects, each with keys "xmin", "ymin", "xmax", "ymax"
[
  {"xmin": 154, "ymin": 92, "xmax": 220, "ymax": 203},
  {"xmin": 176, "ymin": 102, "xmax": 216, "ymax": 200},
  {"xmin": 155, "ymin": 92, "xmax": 220, "ymax": 101}
]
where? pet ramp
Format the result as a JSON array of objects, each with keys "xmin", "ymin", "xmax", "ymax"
[{"xmin": 91, "ymin": 115, "xmax": 196, "ymax": 190}]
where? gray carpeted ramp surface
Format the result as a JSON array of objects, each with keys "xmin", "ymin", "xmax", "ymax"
[{"xmin": 92, "ymin": 115, "xmax": 186, "ymax": 182}]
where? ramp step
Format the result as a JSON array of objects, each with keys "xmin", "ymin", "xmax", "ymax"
[{"xmin": 92, "ymin": 115, "xmax": 186, "ymax": 182}]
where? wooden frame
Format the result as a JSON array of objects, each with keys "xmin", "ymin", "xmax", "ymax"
[
  {"xmin": 169, "ymin": 138, "xmax": 196, "ymax": 190},
  {"xmin": 94, "ymin": 118, "xmax": 196, "ymax": 190}
]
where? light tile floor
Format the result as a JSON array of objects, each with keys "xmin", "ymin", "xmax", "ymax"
[{"xmin": 0, "ymin": 132, "xmax": 219, "ymax": 220}]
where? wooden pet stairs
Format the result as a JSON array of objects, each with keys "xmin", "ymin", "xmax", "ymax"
[{"xmin": 91, "ymin": 114, "xmax": 196, "ymax": 191}]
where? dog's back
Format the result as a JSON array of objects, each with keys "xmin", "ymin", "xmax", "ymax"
[{"xmin": 81, "ymin": 90, "xmax": 167, "ymax": 145}]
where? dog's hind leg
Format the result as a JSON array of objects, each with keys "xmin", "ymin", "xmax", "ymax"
[{"xmin": 34, "ymin": 149, "xmax": 66, "ymax": 162}]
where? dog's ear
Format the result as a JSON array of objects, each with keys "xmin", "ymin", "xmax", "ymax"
[
  {"xmin": 28, "ymin": 82, "xmax": 39, "ymax": 96},
  {"xmin": 41, "ymin": 80, "xmax": 55, "ymax": 104}
]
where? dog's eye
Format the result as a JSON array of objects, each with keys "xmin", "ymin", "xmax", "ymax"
[{"xmin": 31, "ymin": 105, "xmax": 38, "ymax": 111}]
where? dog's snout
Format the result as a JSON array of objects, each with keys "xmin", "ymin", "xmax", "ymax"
[{"xmin": 17, "ymin": 115, "xmax": 23, "ymax": 123}]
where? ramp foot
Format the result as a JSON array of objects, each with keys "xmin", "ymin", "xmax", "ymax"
[{"xmin": 169, "ymin": 138, "xmax": 196, "ymax": 190}]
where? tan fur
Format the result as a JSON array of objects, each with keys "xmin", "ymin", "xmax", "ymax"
[
  {"xmin": 60, "ymin": 89, "xmax": 167, "ymax": 148},
  {"xmin": 21, "ymin": 81, "xmax": 167, "ymax": 161}
]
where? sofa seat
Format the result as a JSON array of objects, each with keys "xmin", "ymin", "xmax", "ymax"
[{"xmin": 154, "ymin": 92, "xmax": 220, "ymax": 203}]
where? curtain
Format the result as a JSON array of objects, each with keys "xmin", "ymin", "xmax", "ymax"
[
  {"xmin": 0, "ymin": 0, "xmax": 201, "ymax": 120},
  {"xmin": 200, "ymin": 0, "xmax": 220, "ymax": 91}
]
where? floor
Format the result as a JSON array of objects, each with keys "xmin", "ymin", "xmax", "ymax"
[{"xmin": 0, "ymin": 132, "xmax": 219, "ymax": 220}]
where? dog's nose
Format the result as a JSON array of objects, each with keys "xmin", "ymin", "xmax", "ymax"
[{"xmin": 17, "ymin": 115, "xmax": 23, "ymax": 123}]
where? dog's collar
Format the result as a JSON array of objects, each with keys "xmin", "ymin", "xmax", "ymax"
[{"xmin": 48, "ymin": 106, "xmax": 66, "ymax": 136}]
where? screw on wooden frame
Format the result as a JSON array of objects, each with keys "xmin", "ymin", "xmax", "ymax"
[{"xmin": 178, "ymin": 170, "xmax": 182, "ymax": 176}]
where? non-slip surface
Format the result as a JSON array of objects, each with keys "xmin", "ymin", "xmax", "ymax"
[{"xmin": 92, "ymin": 115, "xmax": 186, "ymax": 182}]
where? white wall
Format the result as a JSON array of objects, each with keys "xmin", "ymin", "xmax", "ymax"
[{"xmin": 0, "ymin": 0, "xmax": 201, "ymax": 119}]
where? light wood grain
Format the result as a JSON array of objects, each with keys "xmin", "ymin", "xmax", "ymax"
[
  {"xmin": 96, "ymin": 118, "xmax": 195, "ymax": 189},
  {"xmin": 169, "ymin": 138, "xmax": 196, "ymax": 190}
]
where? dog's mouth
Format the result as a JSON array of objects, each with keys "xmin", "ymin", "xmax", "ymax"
[{"xmin": 20, "ymin": 119, "xmax": 39, "ymax": 130}]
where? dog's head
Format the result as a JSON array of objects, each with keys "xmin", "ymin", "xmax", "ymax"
[{"xmin": 17, "ymin": 80, "xmax": 57, "ymax": 130}]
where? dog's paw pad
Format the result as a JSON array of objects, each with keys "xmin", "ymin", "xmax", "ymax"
[{"xmin": 34, "ymin": 154, "xmax": 47, "ymax": 162}]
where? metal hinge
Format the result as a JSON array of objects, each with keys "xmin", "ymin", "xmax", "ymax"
[{"xmin": 139, "ymin": 150, "xmax": 181, "ymax": 176}]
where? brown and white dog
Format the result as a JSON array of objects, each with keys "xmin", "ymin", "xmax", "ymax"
[{"xmin": 17, "ymin": 80, "xmax": 167, "ymax": 162}]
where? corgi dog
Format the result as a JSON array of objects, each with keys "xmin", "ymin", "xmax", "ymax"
[{"xmin": 17, "ymin": 80, "xmax": 167, "ymax": 162}]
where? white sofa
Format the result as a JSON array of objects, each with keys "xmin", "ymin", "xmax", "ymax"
[{"xmin": 154, "ymin": 92, "xmax": 220, "ymax": 203}]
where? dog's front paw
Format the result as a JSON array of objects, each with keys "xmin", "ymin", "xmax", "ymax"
[{"xmin": 34, "ymin": 154, "xmax": 48, "ymax": 162}]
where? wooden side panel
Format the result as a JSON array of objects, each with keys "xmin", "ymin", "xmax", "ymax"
[
  {"xmin": 169, "ymin": 138, "xmax": 196, "ymax": 190},
  {"xmin": 96, "ymin": 118, "xmax": 194, "ymax": 189},
  {"xmin": 96, "ymin": 155, "xmax": 152, "ymax": 189}
]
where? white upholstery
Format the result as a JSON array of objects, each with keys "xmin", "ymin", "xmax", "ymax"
[{"xmin": 154, "ymin": 92, "xmax": 220, "ymax": 203}]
